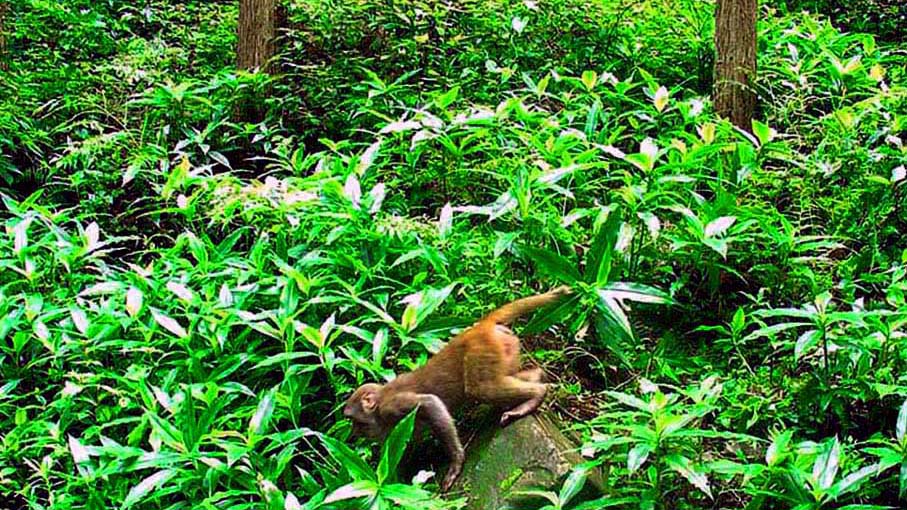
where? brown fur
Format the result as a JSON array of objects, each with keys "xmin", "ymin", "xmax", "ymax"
[{"xmin": 343, "ymin": 286, "xmax": 571, "ymax": 490}]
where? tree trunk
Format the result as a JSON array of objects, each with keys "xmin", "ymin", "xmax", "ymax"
[
  {"xmin": 0, "ymin": 1, "xmax": 9, "ymax": 72},
  {"xmin": 713, "ymin": 0, "xmax": 757, "ymax": 132},
  {"xmin": 237, "ymin": 0, "xmax": 277, "ymax": 72}
]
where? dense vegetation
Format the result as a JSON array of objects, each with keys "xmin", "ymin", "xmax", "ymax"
[{"xmin": 1, "ymin": 0, "xmax": 906, "ymax": 508}]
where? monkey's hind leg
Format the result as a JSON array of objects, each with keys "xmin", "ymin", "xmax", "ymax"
[
  {"xmin": 467, "ymin": 372, "xmax": 547, "ymax": 427},
  {"xmin": 514, "ymin": 367, "xmax": 544, "ymax": 383}
]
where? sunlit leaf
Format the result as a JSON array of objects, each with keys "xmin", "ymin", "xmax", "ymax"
[
  {"xmin": 150, "ymin": 309, "xmax": 188, "ymax": 339},
  {"xmin": 653, "ymin": 86, "xmax": 669, "ymax": 112},
  {"xmin": 70, "ymin": 307, "xmax": 89, "ymax": 335},
  {"xmin": 122, "ymin": 469, "xmax": 176, "ymax": 509},
  {"xmin": 665, "ymin": 454, "xmax": 712, "ymax": 498},
  {"xmin": 126, "ymin": 287, "xmax": 143, "ymax": 317},
  {"xmin": 704, "ymin": 216, "xmax": 736, "ymax": 238},
  {"xmin": 249, "ymin": 387, "xmax": 277, "ymax": 438}
]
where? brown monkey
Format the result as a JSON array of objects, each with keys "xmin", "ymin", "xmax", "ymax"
[{"xmin": 343, "ymin": 286, "xmax": 572, "ymax": 491}]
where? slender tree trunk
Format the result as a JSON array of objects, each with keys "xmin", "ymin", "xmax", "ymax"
[
  {"xmin": 237, "ymin": 0, "xmax": 277, "ymax": 72},
  {"xmin": 236, "ymin": 0, "xmax": 279, "ymax": 123},
  {"xmin": 713, "ymin": 0, "xmax": 757, "ymax": 132},
  {"xmin": 0, "ymin": 1, "xmax": 9, "ymax": 72}
]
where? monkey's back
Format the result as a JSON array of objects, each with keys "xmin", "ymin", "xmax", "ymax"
[{"xmin": 385, "ymin": 331, "xmax": 470, "ymax": 410}]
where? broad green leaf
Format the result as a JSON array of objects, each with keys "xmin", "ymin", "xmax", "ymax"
[
  {"xmin": 322, "ymin": 480, "xmax": 376, "ymax": 504},
  {"xmin": 704, "ymin": 216, "xmax": 737, "ymax": 238},
  {"xmin": 766, "ymin": 430, "xmax": 793, "ymax": 467},
  {"xmin": 524, "ymin": 294, "xmax": 579, "ymax": 334},
  {"xmin": 146, "ymin": 412, "xmax": 185, "ymax": 452},
  {"xmin": 68, "ymin": 435, "xmax": 90, "ymax": 465},
  {"xmin": 166, "ymin": 281, "xmax": 194, "ymax": 303},
  {"xmin": 439, "ymin": 202, "xmax": 453, "ymax": 238},
  {"xmin": 122, "ymin": 469, "xmax": 176, "ymax": 509},
  {"xmin": 356, "ymin": 141, "xmax": 381, "ymax": 175},
  {"xmin": 585, "ymin": 208, "xmax": 621, "ymax": 285},
  {"xmin": 751, "ymin": 120, "xmax": 776, "ymax": 145},
  {"xmin": 151, "ymin": 309, "xmax": 188, "ymax": 339},
  {"xmin": 813, "ymin": 437, "xmax": 840, "ymax": 490},
  {"xmin": 794, "ymin": 329, "xmax": 821, "ymax": 360},
  {"xmin": 79, "ymin": 281, "xmax": 123, "ymax": 296},
  {"xmin": 665, "ymin": 454, "xmax": 712, "ymax": 498},
  {"xmin": 378, "ymin": 409, "xmax": 417, "ymax": 483},
  {"xmin": 830, "ymin": 463, "xmax": 882, "ymax": 498},
  {"xmin": 897, "ymin": 399, "xmax": 907, "ymax": 442},
  {"xmin": 598, "ymin": 282, "xmax": 675, "ymax": 306},
  {"xmin": 581, "ymin": 70, "xmax": 597, "ymax": 91},
  {"xmin": 249, "ymin": 387, "xmax": 277, "ymax": 438},
  {"xmin": 344, "ymin": 174, "xmax": 362, "ymax": 209},
  {"xmin": 604, "ymin": 391, "xmax": 650, "ymax": 412},
  {"xmin": 70, "ymin": 307, "xmax": 89, "ymax": 335},
  {"xmin": 521, "ymin": 246, "xmax": 581, "ymax": 284},
  {"xmin": 628, "ymin": 444, "xmax": 652, "ymax": 473},
  {"xmin": 558, "ymin": 467, "xmax": 588, "ymax": 506},
  {"xmin": 319, "ymin": 434, "xmax": 376, "ymax": 482},
  {"xmin": 597, "ymin": 292, "xmax": 634, "ymax": 341},
  {"xmin": 653, "ymin": 86, "xmax": 669, "ymax": 112}
]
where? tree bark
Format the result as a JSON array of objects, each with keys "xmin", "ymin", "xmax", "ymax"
[
  {"xmin": 0, "ymin": 1, "xmax": 9, "ymax": 72},
  {"xmin": 237, "ymin": 0, "xmax": 277, "ymax": 72},
  {"xmin": 713, "ymin": 0, "xmax": 757, "ymax": 132}
]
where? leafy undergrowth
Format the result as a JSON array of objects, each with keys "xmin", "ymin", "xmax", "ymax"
[{"xmin": 1, "ymin": 1, "xmax": 907, "ymax": 509}]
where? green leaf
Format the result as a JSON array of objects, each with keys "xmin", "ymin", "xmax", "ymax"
[
  {"xmin": 585, "ymin": 209, "xmax": 621, "ymax": 285},
  {"xmin": 146, "ymin": 412, "xmax": 185, "ymax": 452},
  {"xmin": 558, "ymin": 467, "xmax": 588, "ymax": 506},
  {"xmin": 598, "ymin": 282, "xmax": 675, "ymax": 306},
  {"xmin": 830, "ymin": 463, "xmax": 882, "ymax": 498},
  {"xmin": 604, "ymin": 391, "xmax": 650, "ymax": 412},
  {"xmin": 766, "ymin": 430, "xmax": 793, "ymax": 467},
  {"xmin": 813, "ymin": 437, "xmax": 840, "ymax": 491},
  {"xmin": 794, "ymin": 329, "xmax": 821, "ymax": 360},
  {"xmin": 323, "ymin": 480, "xmax": 376, "ymax": 505},
  {"xmin": 320, "ymin": 434, "xmax": 376, "ymax": 482},
  {"xmin": 664, "ymin": 454, "xmax": 712, "ymax": 498},
  {"xmin": 378, "ymin": 409, "xmax": 417, "ymax": 484},
  {"xmin": 581, "ymin": 70, "xmax": 598, "ymax": 91},
  {"xmin": 248, "ymin": 387, "xmax": 277, "ymax": 439},
  {"xmin": 150, "ymin": 308, "xmax": 188, "ymax": 339},
  {"xmin": 897, "ymin": 399, "xmax": 907, "ymax": 442},
  {"xmin": 751, "ymin": 120, "xmax": 776, "ymax": 145},
  {"xmin": 122, "ymin": 469, "xmax": 176, "ymax": 509},
  {"xmin": 521, "ymin": 246, "xmax": 581, "ymax": 284},
  {"xmin": 523, "ymin": 294, "xmax": 580, "ymax": 334},
  {"xmin": 628, "ymin": 444, "xmax": 652, "ymax": 473}
]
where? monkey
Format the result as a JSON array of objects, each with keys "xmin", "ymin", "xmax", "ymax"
[{"xmin": 343, "ymin": 285, "xmax": 572, "ymax": 491}]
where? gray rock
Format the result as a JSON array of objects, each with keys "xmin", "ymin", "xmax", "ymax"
[{"xmin": 448, "ymin": 412, "xmax": 601, "ymax": 510}]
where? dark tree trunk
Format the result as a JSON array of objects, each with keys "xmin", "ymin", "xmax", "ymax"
[
  {"xmin": 237, "ymin": 0, "xmax": 277, "ymax": 72},
  {"xmin": 714, "ymin": 0, "xmax": 757, "ymax": 132},
  {"xmin": 0, "ymin": 1, "xmax": 9, "ymax": 71}
]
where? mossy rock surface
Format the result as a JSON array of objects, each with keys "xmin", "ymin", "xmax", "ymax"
[{"xmin": 448, "ymin": 412, "xmax": 601, "ymax": 510}]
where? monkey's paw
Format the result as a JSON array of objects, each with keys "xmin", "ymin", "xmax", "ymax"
[
  {"xmin": 440, "ymin": 453, "xmax": 464, "ymax": 492},
  {"xmin": 550, "ymin": 285, "xmax": 573, "ymax": 297}
]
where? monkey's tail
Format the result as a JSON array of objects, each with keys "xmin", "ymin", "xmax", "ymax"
[{"xmin": 484, "ymin": 288, "xmax": 568, "ymax": 325}]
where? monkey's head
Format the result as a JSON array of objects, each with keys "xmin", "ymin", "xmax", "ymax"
[{"xmin": 343, "ymin": 383, "xmax": 385, "ymax": 439}]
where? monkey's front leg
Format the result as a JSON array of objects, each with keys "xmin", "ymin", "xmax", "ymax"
[{"xmin": 383, "ymin": 392, "xmax": 465, "ymax": 491}]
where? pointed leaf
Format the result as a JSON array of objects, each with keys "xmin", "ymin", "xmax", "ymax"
[
  {"xmin": 122, "ymin": 469, "xmax": 176, "ymax": 509},
  {"xmin": 151, "ymin": 309, "xmax": 188, "ymax": 339},
  {"xmin": 628, "ymin": 444, "xmax": 652, "ymax": 473},
  {"xmin": 665, "ymin": 454, "xmax": 712, "ymax": 498},
  {"xmin": 378, "ymin": 409, "xmax": 417, "ymax": 483},
  {"xmin": 521, "ymin": 246, "xmax": 581, "ymax": 284},
  {"xmin": 248, "ymin": 387, "xmax": 277, "ymax": 438}
]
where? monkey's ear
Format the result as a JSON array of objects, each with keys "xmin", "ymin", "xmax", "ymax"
[{"xmin": 361, "ymin": 390, "xmax": 378, "ymax": 412}]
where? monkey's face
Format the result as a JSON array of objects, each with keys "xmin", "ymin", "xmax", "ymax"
[{"xmin": 343, "ymin": 383, "xmax": 384, "ymax": 440}]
